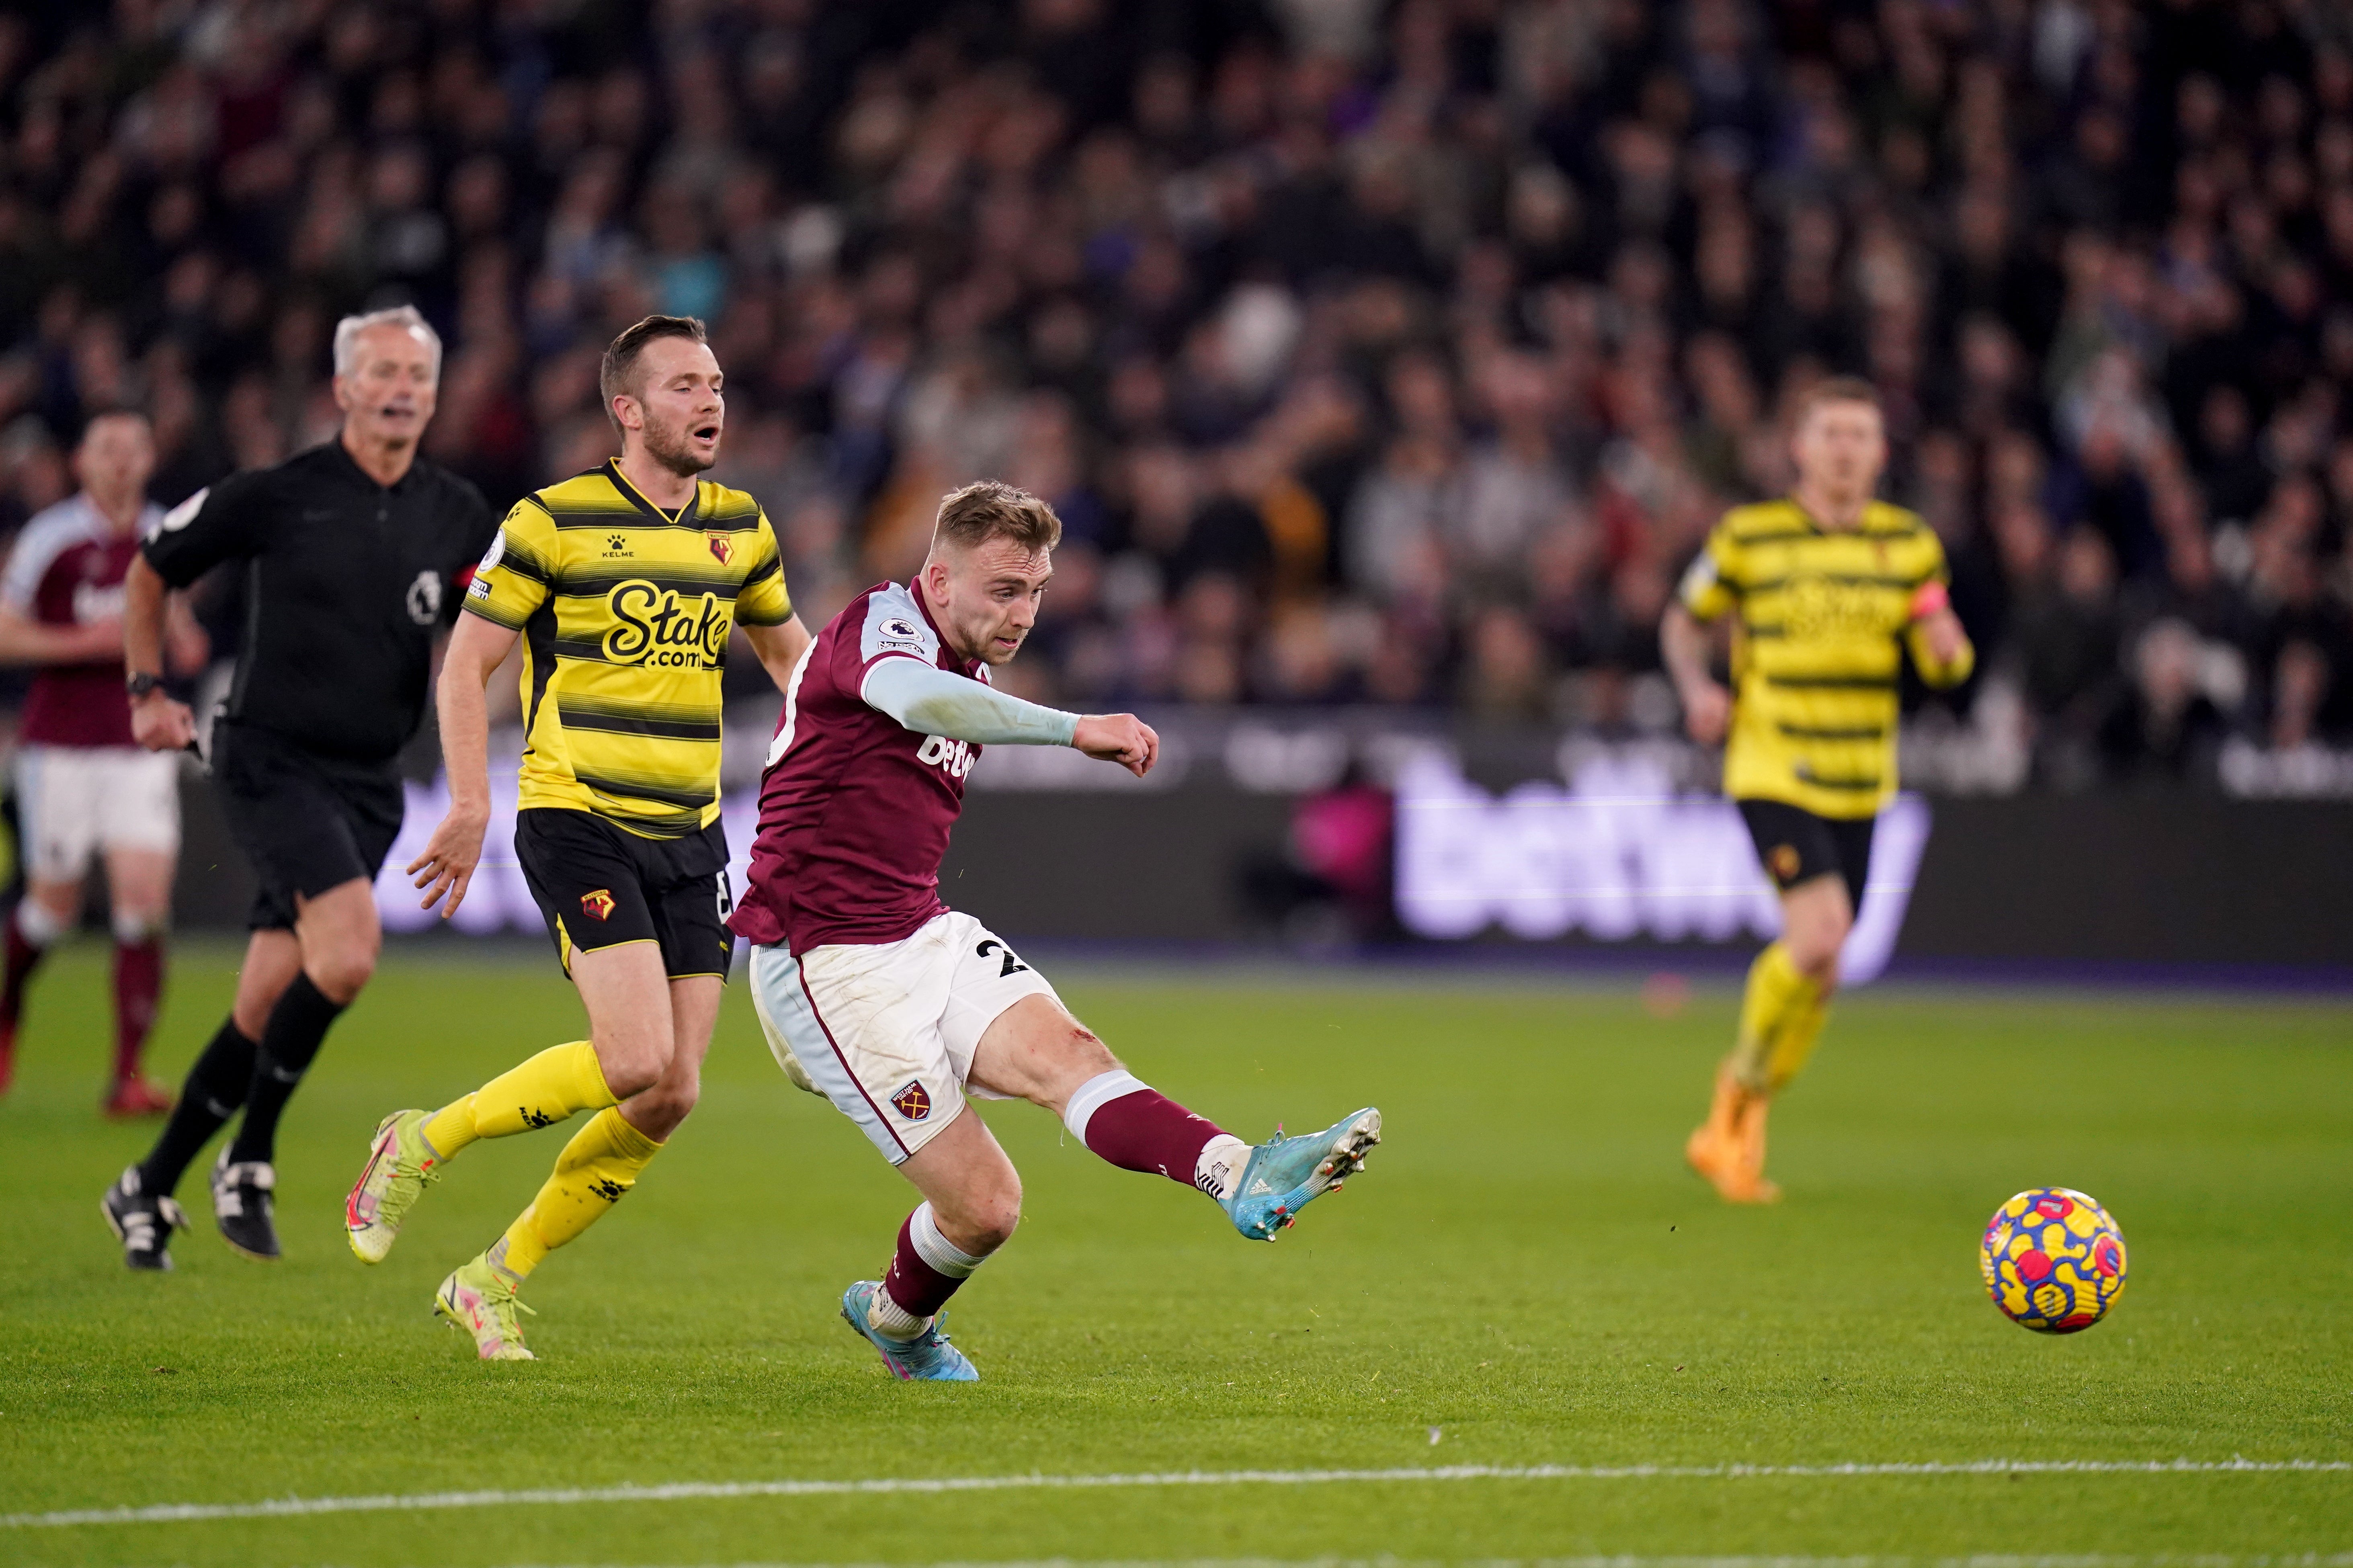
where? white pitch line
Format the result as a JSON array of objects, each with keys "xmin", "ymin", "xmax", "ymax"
[{"xmin": 2, "ymin": 1459, "xmax": 2345, "ymax": 1532}]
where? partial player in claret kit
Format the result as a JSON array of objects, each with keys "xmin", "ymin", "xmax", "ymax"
[
  {"xmin": 0, "ymin": 410, "xmax": 198, "ymax": 1117},
  {"xmin": 728, "ymin": 480, "xmax": 1383, "ymax": 1381}
]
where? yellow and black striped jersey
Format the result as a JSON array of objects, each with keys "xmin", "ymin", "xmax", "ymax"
[
  {"xmin": 463, "ymin": 460, "xmax": 792, "ymax": 836},
  {"xmin": 1679, "ymin": 497, "xmax": 1966, "ymax": 819}
]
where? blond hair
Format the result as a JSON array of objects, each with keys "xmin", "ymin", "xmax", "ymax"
[{"xmin": 930, "ymin": 480, "xmax": 1063, "ymax": 556}]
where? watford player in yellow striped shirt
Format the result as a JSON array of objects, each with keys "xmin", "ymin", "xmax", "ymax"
[
  {"xmin": 1662, "ymin": 378, "xmax": 1973, "ymax": 1204},
  {"xmin": 344, "ymin": 316, "xmax": 814, "ymax": 1357}
]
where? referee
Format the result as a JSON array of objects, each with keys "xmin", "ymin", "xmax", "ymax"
[{"xmin": 101, "ymin": 305, "xmax": 494, "ymax": 1270}]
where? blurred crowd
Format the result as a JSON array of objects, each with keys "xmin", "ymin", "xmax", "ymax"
[{"xmin": 2, "ymin": 0, "xmax": 2352, "ymax": 788}]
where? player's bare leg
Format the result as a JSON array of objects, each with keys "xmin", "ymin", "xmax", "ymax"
[
  {"xmin": 613, "ymin": 972, "xmax": 717, "ymax": 1142},
  {"xmin": 1690, "ymin": 876, "xmax": 1850, "ymax": 1203}
]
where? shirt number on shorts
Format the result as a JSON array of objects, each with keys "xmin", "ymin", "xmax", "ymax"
[{"xmin": 975, "ymin": 938, "xmax": 1029, "ymax": 978}]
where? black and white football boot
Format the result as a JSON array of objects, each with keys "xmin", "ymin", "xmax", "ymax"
[
  {"xmin": 101, "ymin": 1167, "xmax": 189, "ymax": 1271},
  {"xmin": 211, "ymin": 1146, "xmax": 281, "ymax": 1261}
]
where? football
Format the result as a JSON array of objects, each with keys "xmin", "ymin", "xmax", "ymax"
[{"xmin": 1980, "ymin": 1187, "xmax": 2130, "ymax": 1334}]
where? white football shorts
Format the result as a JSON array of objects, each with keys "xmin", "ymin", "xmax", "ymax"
[
  {"xmin": 746, "ymin": 910, "xmax": 1060, "ymax": 1164},
  {"xmin": 13, "ymin": 745, "xmax": 181, "ymax": 884}
]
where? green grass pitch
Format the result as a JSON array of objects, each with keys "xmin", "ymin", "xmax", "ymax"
[{"xmin": 0, "ymin": 939, "xmax": 2346, "ymax": 1567}]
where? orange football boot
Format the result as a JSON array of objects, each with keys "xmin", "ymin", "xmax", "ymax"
[{"xmin": 1685, "ymin": 1059, "xmax": 1781, "ymax": 1204}]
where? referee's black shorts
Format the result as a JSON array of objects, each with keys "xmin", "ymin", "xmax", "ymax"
[
  {"xmin": 1736, "ymin": 798, "xmax": 1875, "ymax": 914},
  {"xmin": 213, "ymin": 721, "xmax": 405, "ymax": 931},
  {"xmin": 514, "ymin": 808, "xmax": 733, "ymax": 981}
]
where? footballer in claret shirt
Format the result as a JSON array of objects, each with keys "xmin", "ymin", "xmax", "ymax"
[{"xmin": 728, "ymin": 479, "xmax": 1384, "ymax": 1382}]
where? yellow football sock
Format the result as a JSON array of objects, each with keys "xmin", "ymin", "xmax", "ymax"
[
  {"xmin": 1764, "ymin": 987, "xmax": 1834, "ymax": 1093},
  {"xmin": 422, "ymin": 1040, "xmax": 617, "ymax": 1158},
  {"xmin": 488, "ymin": 1107, "xmax": 662, "ymax": 1283},
  {"xmin": 1730, "ymin": 942, "xmax": 1818, "ymax": 1093}
]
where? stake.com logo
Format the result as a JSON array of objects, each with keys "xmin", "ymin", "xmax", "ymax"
[{"xmin": 601, "ymin": 581, "xmax": 730, "ymax": 668}]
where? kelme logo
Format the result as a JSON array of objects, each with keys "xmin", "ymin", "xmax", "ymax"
[{"xmin": 601, "ymin": 581, "xmax": 730, "ymax": 669}]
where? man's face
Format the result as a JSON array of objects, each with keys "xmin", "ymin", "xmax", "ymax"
[
  {"xmin": 621, "ymin": 337, "xmax": 725, "ymax": 477},
  {"xmin": 74, "ymin": 413, "xmax": 155, "ymax": 505},
  {"xmin": 334, "ymin": 324, "xmax": 440, "ymax": 446},
  {"xmin": 924, "ymin": 536, "xmax": 1053, "ymax": 667},
  {"xmin": 1791, "ymin": 399, "xmax": 1886, "ymax": 499}
]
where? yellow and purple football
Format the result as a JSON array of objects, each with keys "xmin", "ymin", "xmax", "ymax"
[{"xmin": 1979, "ymin": 1187, "xmax": 2128, "ymax": 1333}]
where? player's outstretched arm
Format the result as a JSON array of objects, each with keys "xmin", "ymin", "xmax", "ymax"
[
  {"xmin": 409, "ymin": 610, "xmax": 520, "ymax": 917},
  {"xmin": 862, "ymin": 655, "xmax": 1078, "ymax": 746},
  {"xmin": 861, "ymin": 657, "xmax": 1158, "ymax": 777}
]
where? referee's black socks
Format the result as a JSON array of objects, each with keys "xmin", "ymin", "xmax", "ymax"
[
  {"xmin": 227, "ymin": 973, "xmax": 347, "ymax": 1167},
  {"xmin": 136, "ymin": 1017, "xmax": 260, "ymax": 1195}
]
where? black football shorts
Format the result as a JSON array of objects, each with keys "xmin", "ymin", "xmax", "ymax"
[
  {"xmin": 1736, "ymin": 798, "xmax": 1875, "ymax": 914},
  {"xmin": 212, "ymin": 721, "xmax": 406, "ymax": 931},
  {"xmin": 514, "ymin": 808, "xmax": 733, "ymax": 981}
]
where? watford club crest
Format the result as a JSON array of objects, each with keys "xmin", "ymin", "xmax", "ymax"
[
  {"xmin": 708, "ymin": 534, "xmax": 732, "ymax": 566},
  {"xmin": 1769, "ymin": 845, "xmax": 1803, "ymax": 884},
  {"xmin": 890, "ymin": 1080, "xmax": 932, "ymax": 1121},
  {"xmin": 579, "ymin": 888, "xmax": 616, "ymax": 921}
]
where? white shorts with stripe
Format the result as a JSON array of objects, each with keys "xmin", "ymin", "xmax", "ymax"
[
  {"xmin": 14, "ymin": 745, "xmax": 180, "ymax": 884},
  {"xmin": 746, "ymin": 911, "xmax": 1060, "ymax": 1164}
]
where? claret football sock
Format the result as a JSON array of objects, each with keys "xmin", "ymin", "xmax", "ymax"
[
  {"xmin": 111, "ymin": 936, "xmax": 165, "ymax": 1085},
  {"xmin": 489, "ymin": 1105, "xmax": 661, "ymax": 1282},
  {"xmin": 1062, "ymin": 1069, "xmax": 1228, "ymax": 1189},
  {"xmin": 1730, "ymin": 942, "xmax": 1818, "ymax": 1094},
  {"xmin": 876, "ymin": 1202, "xmax": 986, "ymax": 1333},
  {"xmin": 135, "ymin": 1017, "xmax": 259, "ymax": 1195},
  {"xmin": 424, "ymin": 1040, "xmax": 617, "ymax": 1157}
]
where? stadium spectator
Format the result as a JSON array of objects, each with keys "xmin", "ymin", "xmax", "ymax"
[{"xmin": 0, "ymin": 0, "xmax": 2347, "ymax": 784}]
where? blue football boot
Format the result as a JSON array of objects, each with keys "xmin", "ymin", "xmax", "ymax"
[
  {"xmin": 839, "ymin": 1281, "xmax": 980, "ymax": 1382},
  {"xmin": 1223, "ymin": 1106, "xmax": 1382, "ymax": 1240}
]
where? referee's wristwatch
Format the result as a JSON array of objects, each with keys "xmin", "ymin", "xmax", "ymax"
[{"xmin": 125, "ymin": 671, "xmax": 166, "ymax": 700}]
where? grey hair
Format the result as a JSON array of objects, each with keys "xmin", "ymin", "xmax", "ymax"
[{"xmin": 332, "ymin": 305, "xmax": 442, "ymax": 379}]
